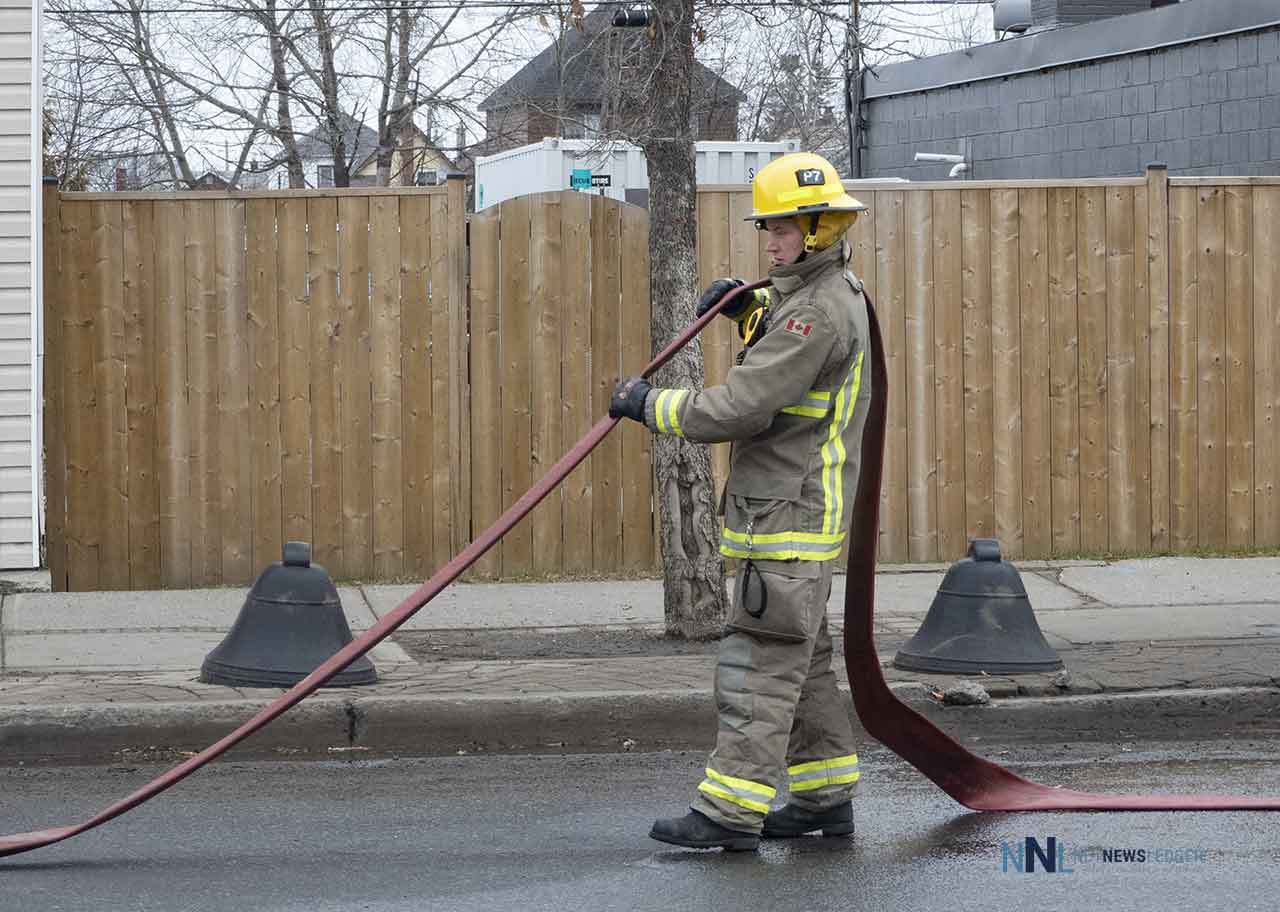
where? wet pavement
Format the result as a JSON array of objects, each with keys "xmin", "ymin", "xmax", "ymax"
[{"xmin": 2, "ymin": 739, "xmax": 1279, "ymax": 911}]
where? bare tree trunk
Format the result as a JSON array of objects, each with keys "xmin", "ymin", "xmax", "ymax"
[
  {"xmin": 637, "ymin": 0, "xmax": 727, "ymax": 640},
  {"xmin": 308, "ymin": 0, "xmax": 349, "ymax": 186},
  {"xmin": 265, "ymin": 0, "xmax": 305, "ymax": 187}
]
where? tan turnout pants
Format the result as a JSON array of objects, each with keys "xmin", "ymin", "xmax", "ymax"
[{"xmin": 690, "ymin": 558, "xmax": 861, "ymax": 832}]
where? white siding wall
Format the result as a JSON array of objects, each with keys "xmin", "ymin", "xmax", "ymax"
[{"xmin": 0, "ymin": 0, "xmax": 35, "ymax": 568}]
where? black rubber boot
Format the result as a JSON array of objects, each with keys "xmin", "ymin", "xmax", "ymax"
[
  {"xmin": 761, "ymin": 801, "xmax": 855, "ymax": 838},
  {"xmin": 649, "ymin": 810, "xmax": 760, "ymax": 851}
]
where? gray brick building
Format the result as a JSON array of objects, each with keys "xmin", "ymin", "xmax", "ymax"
[{"xmin": 860, "ymin": 0, "xmax": 1280, "ymax": 179}]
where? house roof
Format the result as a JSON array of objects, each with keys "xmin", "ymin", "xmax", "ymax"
[
  {"xmin": 864, "ymin": 0, "xmax": 1280, "ymax": 100},
  {"xmin": 480, "ymin": 3, "xmax": 746, "ymax": 112},
  {"xmin": 295, "ymin": 112, "xmax": 380, "ymax": 165},
  {"xmin": 351, "ymin": 123, "xmax": 460, "ymax": 175}
]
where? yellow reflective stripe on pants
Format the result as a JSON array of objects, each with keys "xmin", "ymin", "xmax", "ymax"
[
  {"xmin": 719, "ymin": 527, "xmax": 845, "ymax": 561},
  {"xmin": 787, "ymin": 754, "xmax": 860, "ymax": 793},
  {"xmin": 820, "ymin": 351, "xmax": 865, "ymax": 535},
  {"xmin": 698, "ymin": 767, "xmax": 775, "ymax": 814}
]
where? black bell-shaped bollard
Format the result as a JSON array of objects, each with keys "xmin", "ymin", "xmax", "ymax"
[
  {"xmin": 893, "ymin": 539, "xmax": 1063, "ymax": 674},
  {"xmin": 200, "ymin": 541, "xmax": 377, "ymax": 687}
]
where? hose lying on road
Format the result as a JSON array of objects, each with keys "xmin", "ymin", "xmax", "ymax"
[{"xmin": 2, "ymin": 282, "xmax": 1277, "ymax": 860}]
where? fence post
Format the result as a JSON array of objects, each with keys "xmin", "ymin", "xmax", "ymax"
[
  {"xmin": 1146, "ymin": 163, "xmax": 1171, "ymax": 552},
  {"xmin": 447, "ymin": 172, "xmax": 471, "ymax": 553},
  {"xmin": 40, "ymin": 177, "xmax": 65, "ymax": 591}
]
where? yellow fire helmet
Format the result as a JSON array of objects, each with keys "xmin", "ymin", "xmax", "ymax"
[{"xmin": 747, "ymin": 151, "xmax": 867, "ymax": 253}]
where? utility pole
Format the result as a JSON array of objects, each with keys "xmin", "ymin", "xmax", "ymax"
[{"xmin": 845, "ymin": 0, "xmax": 862, "ymax": 178}]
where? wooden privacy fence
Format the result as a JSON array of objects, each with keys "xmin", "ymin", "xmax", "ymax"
[
  {"xmin": 698, "ymin": 169, "xmax": 1280, "ymax": 564},
  {"xmin": 43, "ymin": 181, "xmax": 470, "ymax": 591},
  {"xmin": 44, "ymin": 170, "xmax": 1280, "ymax": 590}
]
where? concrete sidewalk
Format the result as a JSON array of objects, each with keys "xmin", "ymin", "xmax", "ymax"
[{"xmin": 1, "ymin": 557, "xmax": 1278, "ymax": 763}]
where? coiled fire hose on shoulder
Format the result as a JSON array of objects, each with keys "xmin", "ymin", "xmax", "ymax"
[{"xmin": 3, "ymin": 281, "xmax": 1276, "ymax": 860}]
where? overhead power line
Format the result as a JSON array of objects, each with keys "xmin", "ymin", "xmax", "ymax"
[{"xmin": 55, "ymin": 0, "xmax": 995, "ymax": 16}]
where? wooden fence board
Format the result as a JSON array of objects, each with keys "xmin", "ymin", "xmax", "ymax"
[
  {"xmin": 559, "ymin": 192, "xmax": 593, "ymax": 572},
  {"xmin": 1105, "ymin": 187, "xmax": 1139, "ymax": 553},
  {"xmin": 307, "ymin": 198, "xmax": 343, "ymax": 572},
  {"xmin": 215, "ymin": 199, "xmax": 253, "ymax": 584},
  {"xmin": 904, "ymin": 192, "xmax": 937, "ymax": 561},
  {"xmin": 1147, "ymin": 168, "xmax": 1172, "ymax": 550},
  {"xmin": 961, "ymin": 189, "xmax": 995, "ymax": 541},
  {"xmin": 875, "ymin": 190, "xmax": 909, "ymax": 561},
  {"xmin": 531, "ymin": 193, "xmax": 565, "ymax": 574},
  {"xmin": 467, "ymin": 209, "xmax": 500, "ymax": 577},
  {"xmin": 590, "ymin": 194, "xmax": 623, "ymax": 571},
  {"xmin": 1169, "ymin": 187, "xmax": 1200, "ymax": 549},
  {"xmin": 122, "ymin": 200, "xmax": 160, "ymax": 588},
  {"xmin": 63, "ymin": 201, "xmax": 100, "ymax": 589},
  {"xmin": 1019, "ymin": 188, "xmax": 1051, "ymax": 558},
  {"xmin": 277, "ymin": 199, "xmax": 311, "ymax": 548},
  {"xmin": 1047, "ymin": 187, "xmax": 1081, "ymax": 554},
  {"xmin": 41, "ymin": 183, "xmax": 66, "ymax": 590},
  {"xmin": 428, "ymin": 193, "xmax": 454, "ymax": 571},
  {"xmin": 370, "ymin": 195, "xmax": 404, "ymax": 577},
  {"xmin": 1077, "ymin": 187, "xmax": 1108, "ymax": 552},
  {"xmin": 500, "ymin": 196, "xmax": 534, "ymax": 575},
  {"xmin": 399, "ymin": 195, "xmax": 433, "ymax": 576},
  {"xmin": 447, "ymin": 178, "xmax": 470, "ymax": 560},
  {"xmin": 1224, "ymin": 187, "xmax": 1255, "ymax": 549},
  {"xmin": 697, "ymin": 192, "xmax": 732, "ymax": 494},
  {"xmin": 93, "ymin": 201, "xmax": 129, "ymax": 589},
  {"xmin": 338, "ymin": 197, "xmax": 373, "ymax": 578},
  {"xmin": 933, "ymin": 190, "xmax": 965, "ymax": 560},
  {"xmin": 185, "ymin": 200, "xmax": 221, "ymax": 585},
  {"xmin": 1196, "ymin": 186, "xmax": 1227, "ymax": 549},
  {"xmin": 246, "ymin": 199, "xmax": 282, "ymax": 573},
  {"xmin": 990, "ymin": 188, "xmax": 1023, "ymax": 557},
  {"xmin": 1133, "ymin": 184, "xmax": 1153, "ymax": 554},
  {"xmin": 620, "ymin": 203, "xmax": 654, "ymax": 571},
  {"xmin": 1255, "ymin": 188, "xmax": 1280, "ymax": 547},
  {"xmin": 154, "ymin": 201, "xmax": 191, "ymax": 587}
]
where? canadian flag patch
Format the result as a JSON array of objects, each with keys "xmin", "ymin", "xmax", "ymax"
[{"xmin": 784, "ymin": 318, "xmax": 814, "ymax": 338}]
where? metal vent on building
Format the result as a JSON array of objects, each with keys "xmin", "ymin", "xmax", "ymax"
[{"xmin": 993, "ymin": 0, "xmax": 1032, "ymax": 34}]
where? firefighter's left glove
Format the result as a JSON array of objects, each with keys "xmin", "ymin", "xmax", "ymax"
[{"xmin": 609, "ymin": 376, "xmax": 652, "ymax": 424}]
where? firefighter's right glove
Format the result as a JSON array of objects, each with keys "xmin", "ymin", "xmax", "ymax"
[
  {"xmin": 609, "ymin": 376, "xmax": 652, "ymax": 424},
  {"xmin": 696, "ymin": 278, "xmax": 748, "ymax": 320}
]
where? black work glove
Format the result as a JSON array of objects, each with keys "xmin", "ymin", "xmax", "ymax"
[
  {"xmin": 609, "ymin": 376, "xmax": 652, "ymax": 423},
  {"xmin": 696, "ymin": 278, "xmax": 747, "ymax": 320}
]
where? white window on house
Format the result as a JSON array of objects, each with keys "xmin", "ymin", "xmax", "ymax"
[
  {"xmin": 416, "ymin": 169, "xmax": 439, "ymax": 186},
  {"xmin": 582, "ymin": 113, "xmax": 602, "ymax": 137},
  {"xmin": 317, "ymin": 164, "xmax": 334, "ymax": 187}
]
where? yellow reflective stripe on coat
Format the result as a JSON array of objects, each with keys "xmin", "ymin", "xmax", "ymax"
[
  {"xmin": 653, "ymin": 390, "xmax": 671, "ymax": 434},
  {"xmin": 666, "ymin": 390, "xmax": 688, "ymax": 438},
  {"xmin": 780, "ymin": 389, "xmax": 833, "ymax": 418},
  {"xmin": 787, "ymin": 754, "xmax": 860, "ymax": 793},
  {"xmin": 697, "ymin": 767, "xmax": 775, "ymax": 814},
  {"xmin": 652, "ymin": 389, "xmax": 688, "ymax": 438},
  {"xmin": 821, "ymin": 351, "xmax": 865, "ymax": 535}
]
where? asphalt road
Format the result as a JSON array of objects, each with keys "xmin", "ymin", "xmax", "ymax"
[{"xmin": 3, "ymin": 741, "xmax": 1280, "ymax": 912}]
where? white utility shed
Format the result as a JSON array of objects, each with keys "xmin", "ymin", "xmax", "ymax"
[{"xmin": 0, "ymin": 0, "xmax": 39, "ymax": 568}]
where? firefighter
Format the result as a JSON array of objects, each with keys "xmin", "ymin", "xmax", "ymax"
[{"xmin": 610, "ymin": 151, "xmax": 871, "ymax": 851}]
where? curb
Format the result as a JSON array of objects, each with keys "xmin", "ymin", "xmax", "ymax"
[{"xmin": 2, "ymin": 684, "xmax": 1278, "ymax": 765}]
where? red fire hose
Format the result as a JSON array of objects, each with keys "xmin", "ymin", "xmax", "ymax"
[{"xmin": 2, "ymin": 282, "xmax": 1276, "ymax": 860}]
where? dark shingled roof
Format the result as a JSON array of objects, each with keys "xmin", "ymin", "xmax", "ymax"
[
  {"xmin": 480, "ymin": 3, "xmax": 746, "ymax": 112},
  {"xmin": 295, "ymin": 112, "xmax": 381, "ymax": 165}
]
